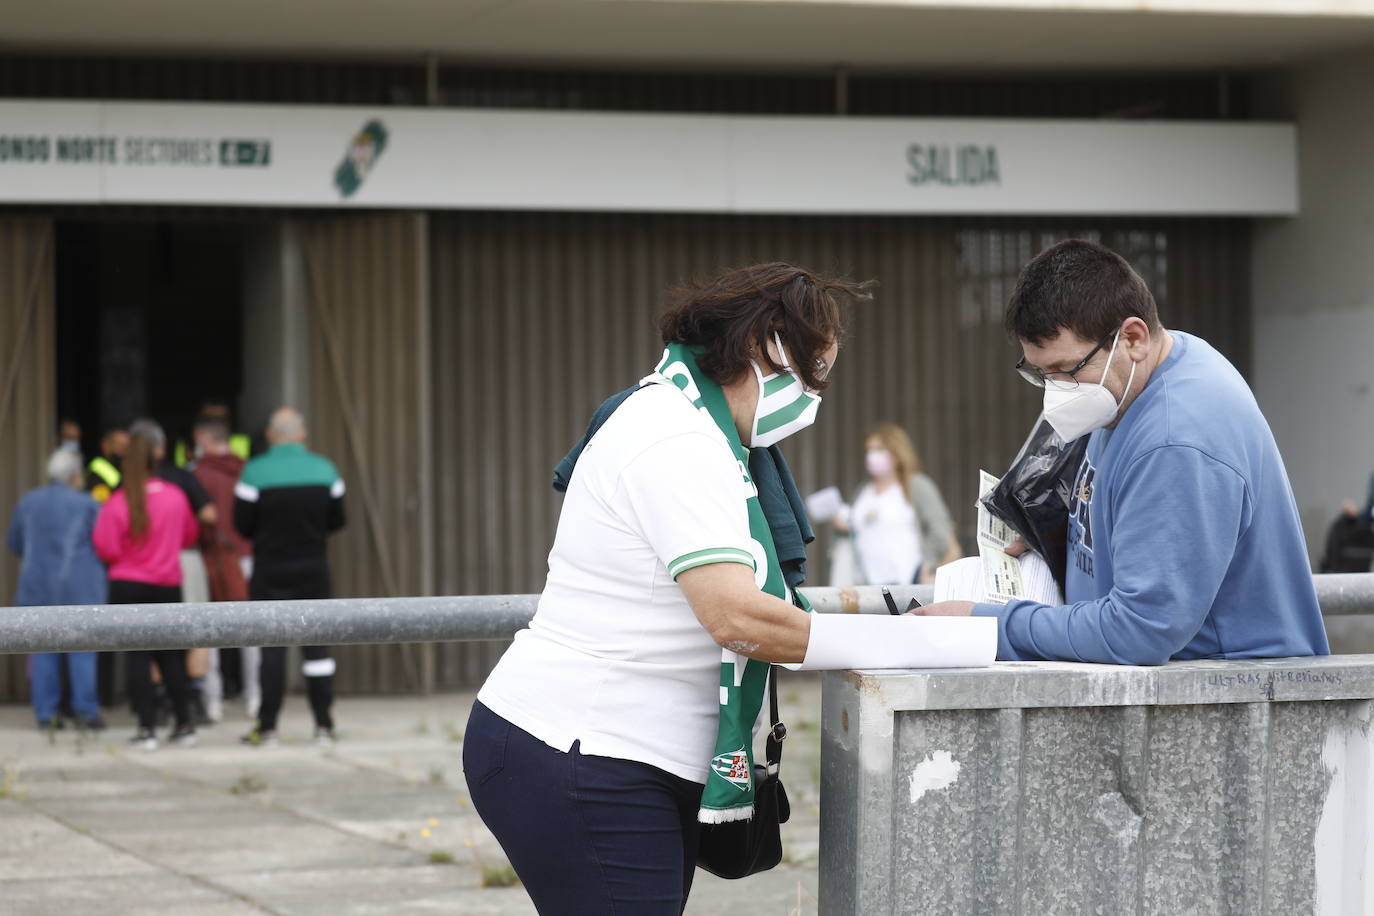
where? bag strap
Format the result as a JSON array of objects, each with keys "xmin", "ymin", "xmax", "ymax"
[{"xmin": 764, "ymin": 664, "xmax": 786, "ymax": 774}]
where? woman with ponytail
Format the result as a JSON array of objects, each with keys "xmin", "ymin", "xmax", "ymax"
[{"xmin": 93, "ymin": 418, "xmax": 200, "ymax": 750}]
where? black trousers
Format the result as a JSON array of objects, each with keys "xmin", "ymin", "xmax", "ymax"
[
  {"xmin": 464, "ymin": 700, "xmax": 702, "ymax": 915},
  {"xmin": 257, "ymin": 645, "xmax": 334, "ymax": 732},
  {"xmin": 109, "ymin": 580, "xmax": 193, "ymax": 732},
  {"xmin": 250, "ymin": 562, "xmax": 335, "ymax": 733}
]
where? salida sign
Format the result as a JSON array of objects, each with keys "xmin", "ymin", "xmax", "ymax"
[{"xmin": 905, "ymin": 143, "xmax": 1000, "ymax": 187}]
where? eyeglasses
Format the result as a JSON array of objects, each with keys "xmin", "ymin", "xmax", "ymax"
[{"xmin": 1014, "ymin": 330, "xmax": 1117, "ymax": 389}]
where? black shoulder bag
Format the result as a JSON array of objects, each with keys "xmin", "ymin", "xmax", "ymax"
[{"xmin": 696, "ymin": 665, "xmax": 791, "ymax": 879}]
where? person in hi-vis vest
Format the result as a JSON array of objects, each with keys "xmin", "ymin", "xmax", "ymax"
[{"xmin": 86, "ymin": 426, "xmax": 128, "ymax": 504}]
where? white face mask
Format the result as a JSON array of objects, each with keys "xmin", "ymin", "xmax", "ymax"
[
  {"xmin": 1041, "ymin": 331, "xmax": 1137, "ymax": 442},
  {"xmin": 865, "ymin": 448, "xmax": 895, "ymax": 479},
  {"xmin": 749, "ymin": 333, "xmax": 822, "ymax": 448}
]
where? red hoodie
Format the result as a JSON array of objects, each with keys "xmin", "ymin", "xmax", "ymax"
[
  {"xmin": 93, "ymin": 479, "xmax": 198, "ymax": 586},
  {"xmin": 193, "ymin": 451, "xmax": 252, "ymax": 560}
]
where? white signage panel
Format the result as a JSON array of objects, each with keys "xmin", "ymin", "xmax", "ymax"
[{"xmin": 0, "ymin": 100, "xmax": 1298, "ymax": 216}]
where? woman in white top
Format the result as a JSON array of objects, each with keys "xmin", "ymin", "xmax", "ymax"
[
  {"xmin": 836, "ymin": 424, "xmax": 954, "ymax": 586},
  {"xmin": 464, "ymin": 264, "xmax": 976, "ymax": 914}
]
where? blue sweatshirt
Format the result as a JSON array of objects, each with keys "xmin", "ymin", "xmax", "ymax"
[{"xmin": 973, "ymin": 331, "xmax": 1329, "ymax": 665}]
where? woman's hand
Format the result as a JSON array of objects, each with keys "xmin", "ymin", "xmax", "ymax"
[
  {"xmin": 832, "ymin": 516, "xmax": 850, "ymax": 534},
  {"xmin": 676, "ymin": 562, "xmax": 812, "ymax": 663}
]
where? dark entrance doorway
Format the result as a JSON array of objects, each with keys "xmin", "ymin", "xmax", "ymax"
[{"xmin": 55, "ymin": 219, "xmax": 247, "ymax": 461}]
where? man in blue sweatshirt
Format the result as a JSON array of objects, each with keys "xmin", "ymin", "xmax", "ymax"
[{"xmin": 921, "ymin": 239, "xmax": 1329, "ymax": 665}]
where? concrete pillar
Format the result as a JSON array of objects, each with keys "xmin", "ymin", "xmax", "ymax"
[{"xmin": 240, "ymin": 222, "xmax": 309, "ymax": 440}]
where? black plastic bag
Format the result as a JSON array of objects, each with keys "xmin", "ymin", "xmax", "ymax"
[{"xmin": 980, "ymin": 416, "xmax": 1088, "ymax": 594}]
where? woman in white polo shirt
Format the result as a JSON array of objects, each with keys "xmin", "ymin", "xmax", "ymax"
[{"xmin": 464, "ymin": 263, "xmax": 945, "ymax": 914}]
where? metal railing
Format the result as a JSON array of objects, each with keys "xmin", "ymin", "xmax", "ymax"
[{"xmin": 3, "ymin": 574, "xmax": 1373, "ymax": 655}]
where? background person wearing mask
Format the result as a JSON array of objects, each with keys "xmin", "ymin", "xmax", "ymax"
[
  {"xmin": 58, "ymin": 418, "xmax": 82, "ymax": 455},
  {"xmin": 917, "ymin": 239, "xmax": 1329, "ymax": 666},
  {"xmin": 833, "ymin": 423, "xmax": 954, "ymax": 586},
  {"xmin": 93, "ymin": 418, "xmax": 201, "ymax": 750},
  {"xmin": 7, "ymin": 448, "xmax": 107, "ymax": 731}
]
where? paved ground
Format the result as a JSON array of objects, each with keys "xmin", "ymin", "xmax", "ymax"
[{"xmin": 0, "ymin": 675, "xmax": 824, "ymax": 915}]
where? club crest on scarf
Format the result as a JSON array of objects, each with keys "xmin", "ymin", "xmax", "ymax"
[{"xmin": 711, "ymin": 748, "xmax": 753, "ymax": 791}]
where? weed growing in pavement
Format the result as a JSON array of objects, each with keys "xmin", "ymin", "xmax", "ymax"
[
  {"xmin": 0, "ymin": 763, "xmax": 20, "ymax": 799},
  {"xmin": 444, "ymin": 723, "xmax": 463, "ymax": 743},
  {"xmin": 428, "ymin": 850, "xmax": 455, "ymax": 865},
  {"xmin": 480, "ymin": 864, "xmax": 520, "ymax": 888},
  {"xmin": 428, "ymin": 766, "xmax": 446, "ymax": 785},
  {"xmin": 228, "ymin": 772, "xmax": 269, "ymax": 795}
]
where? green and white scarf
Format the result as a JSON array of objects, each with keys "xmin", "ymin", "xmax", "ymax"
[{"xmin": 647, "ymin": 343, "xmax": 800, "ymax": 824}]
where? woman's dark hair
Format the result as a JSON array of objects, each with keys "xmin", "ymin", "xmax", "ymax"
[
  {"xmin": 124, "ymin": 418, "xmax": 165, "ymax": 540},
  {"xmin": 659, "ymin": 262, "xmax": 872, "ymax": 391},
  {"xmin": 1005, "ymin": 239, "xmax": 1161, "ymax": 345}
]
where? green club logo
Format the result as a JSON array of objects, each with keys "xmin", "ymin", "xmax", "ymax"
[{"xmin": 333, "ymin": 120, "xmax": 389, "ymax": 198}]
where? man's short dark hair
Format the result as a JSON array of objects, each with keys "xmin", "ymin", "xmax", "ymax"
[
  {"xmin": 194, "ymin": 416, "xmax": 230, "ymax": 444},
  {"xmin": 1005, "ymin": 239, "xmax": 1161, "ymax": 345}
]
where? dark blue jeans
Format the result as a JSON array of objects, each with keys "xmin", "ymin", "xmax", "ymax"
[
  {"xmin": 31, "ymin": 652, "xmax": 99, "ymax": 723},
  {"xmin": 463, "ymin": 700, "xmax": 703, "ymax": 915}
]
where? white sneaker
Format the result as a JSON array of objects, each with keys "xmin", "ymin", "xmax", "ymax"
[
  {"xmin": 128, "ymin": 732, "xmax": 158, "ymax": 752},
  {"xmin": 313, "ymin": 727, "xmax": 336, "ymax": 747}
]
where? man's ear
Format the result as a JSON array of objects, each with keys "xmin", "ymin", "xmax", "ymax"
[{"xmin": 1122, "ymin": 317, "xmax": 1152, "ymax": 361}]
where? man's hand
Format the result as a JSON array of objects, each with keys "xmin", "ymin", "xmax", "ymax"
[
  {"xmin": 911, "ymin": 600, "xmax": 975, "ymax": 617},
  {"xmin": 1342, "ymin": 500, "xmax": 1360, "ymax": 518},
  {"xmin": 1004, "ymin": 538, "xmax": 1029, "ymax": 557}
]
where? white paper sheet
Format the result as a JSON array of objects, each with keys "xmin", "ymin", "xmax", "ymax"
[
  {"xmin": 805, "ymin": 486, "xmax": 846, "ymax": 524},
  {"xmin": 782, "ymin": 613, "xmax": 997, "ymax": 671},
  {"xmin": 934, "ymin": 551, "xmax": 1064, "ymax": 606},
  {"xmin": 934, "ymin": 556, "xmax": 984, "ymax": 603},
  {"xmin": 1016, "ymin": 549, "xmax": 1064, "ymax": 605}
]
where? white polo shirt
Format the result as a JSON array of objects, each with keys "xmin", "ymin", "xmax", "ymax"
[{"xmin": 477, "ymin": 383, "xmax": 758, "ymax": 783}]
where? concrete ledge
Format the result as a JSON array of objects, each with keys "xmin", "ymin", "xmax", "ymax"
[
  {"xmin": 820, "ymin": 655, "xmax": 1374, "ymax": 914},
  {"xmin": 844, "ymin": 653, "xmax": 1371, "ymax": 711}
]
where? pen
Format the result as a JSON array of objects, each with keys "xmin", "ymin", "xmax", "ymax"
[{"xmin": 882, "ymin": 587, "xmax": 900, "ymax": 615}]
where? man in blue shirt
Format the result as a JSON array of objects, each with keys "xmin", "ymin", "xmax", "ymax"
[
  {"xmin": 7, "ymin": 448, "xmax": 109, "ymax": 728},
  {"xmin": 921, "ymin": 239, "xmax": 1329, "ymax": 665}
]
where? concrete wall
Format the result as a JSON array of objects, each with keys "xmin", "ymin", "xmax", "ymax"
[
  {"xmin": 1253, "ymin": 48, "xmax": 1374, "ymax": 562},
  {"xmin": 1252, "ymin": 48, "xmax": 1374, "ymax": 650}
]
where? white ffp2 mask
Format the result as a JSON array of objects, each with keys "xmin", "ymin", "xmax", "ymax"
[{"xmin": 1041, "ymin": 332, "xmax": 1137, "ymax": 442}]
